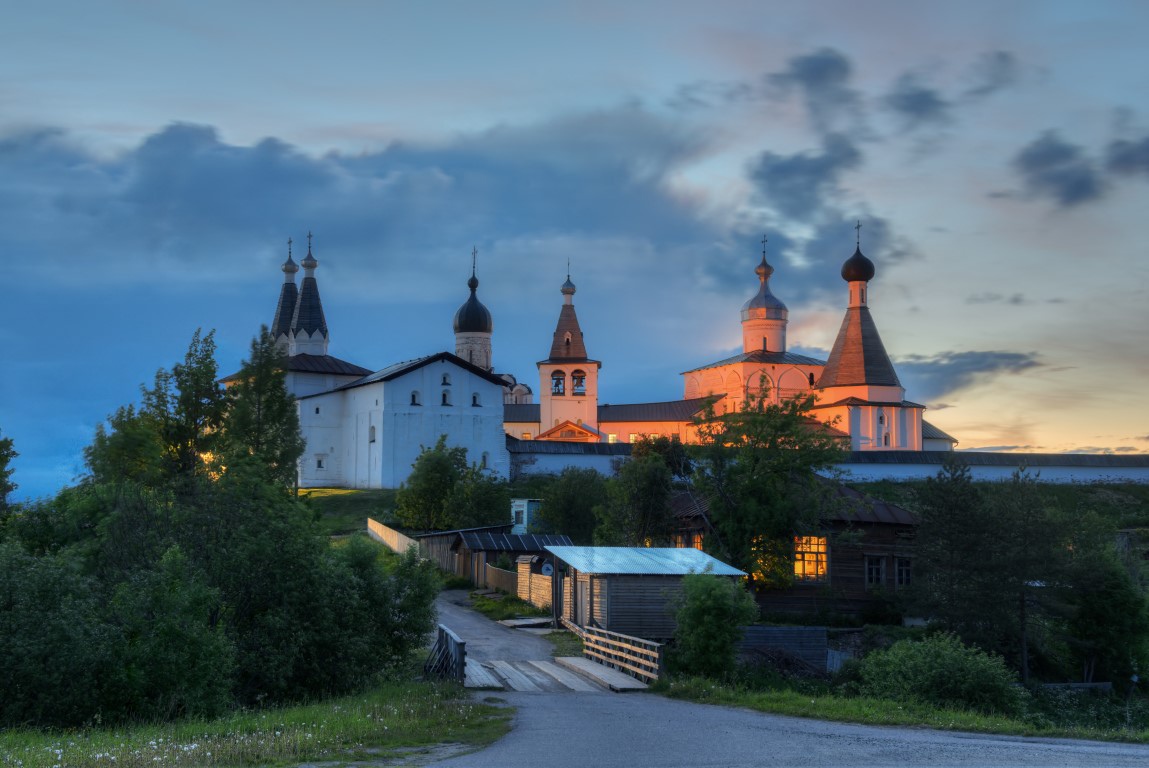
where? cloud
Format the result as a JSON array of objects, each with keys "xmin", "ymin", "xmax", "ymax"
[
  {"xmin": 883, "ymin": 73, "xmax": 951, "ymax": 131},
  {"xmin": 665, "ymin": 80, "xmax": 754, "ymax": 111},
  {"xmin": 1012, "ymin": 131, "xmax": 1107, "ymax": 207},
  {"xmin": 746, "ymin": 134, "xmax": 862, "ymax": 222},
  {"xmin": 963, "ymin": 51, "xmax": 1020, "ymax": 99},
  {"xmin": 1106, "ymin": 134, "xmax": 1149, "ymax": 177},
  {"xmin": 896, "ymin": 350, "xmax": 1042, "ymax": 402},
  {"xmin": 965, "ymin": 292, "xmax": 1026, "ymax": 305},
  {"xmin": 766, "ymin": 48, "xmax": 864, "ymax": 135}
]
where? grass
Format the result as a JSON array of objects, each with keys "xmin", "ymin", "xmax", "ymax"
[
  {"xmin": 0, "ymin": 675, "xmax": 510, "ymax": 768},
  {"xmin": 468, "ymin": 592, "xmax": 550, "ymax": 622},
  {"xmin": 299, "ymin": 487, "xmax": 397, "ymax": 536},
  {"xmin": 545, "ymin": 630, "xmax": 585, "ymax": 658},
  {"xmin": 657, "ymin": 676, "xmax": 1149, "ymax": 743}
]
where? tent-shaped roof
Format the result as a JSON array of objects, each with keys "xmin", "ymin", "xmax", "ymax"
[{"xmin": 545, "ymin": 546, "xmax": 745, "ymax": 576}]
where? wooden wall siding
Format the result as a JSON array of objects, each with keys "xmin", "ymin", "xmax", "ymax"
[
  {"xmin": 515, "ymin": 559, "xmax": 553, "ymax": 608},
  {"xmin": 593, "ymin": 576, "xmax": 608, "ymax": 627},
  {"xmin": 598, "ymin": 576, "xmax": 683, "ymax": 640},
  {"xmin": 420, "ymin": 534, "xmax": 461, "ymax": 576},
  {"xmin": 562, "ymin": 574, "xmax": 574, "ymax": 622},
  {"xmin": 484, "ymin": 563, "xmax": 517, "ymax": 595},
  {"xmin": 737, "ymin": 626, "xmax": 828, "ymax": 671},
  {"xmin": 367, "ymin": 518, "xmax": 418, "ymax": 555}
]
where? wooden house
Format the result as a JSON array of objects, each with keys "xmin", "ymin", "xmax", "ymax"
[{"xmin": 545, "ymin": 546, "xmax": 746, "ymax": 640}]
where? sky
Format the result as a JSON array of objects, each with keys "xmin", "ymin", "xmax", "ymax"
[{"xmin": 4, "ymin": 1, "xmax": 1149, "ymax": 500}]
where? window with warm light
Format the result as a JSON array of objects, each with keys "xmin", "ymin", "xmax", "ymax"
[{"xmin": 793, "ymin": 536, "xmax": 828, "ymax": 582}]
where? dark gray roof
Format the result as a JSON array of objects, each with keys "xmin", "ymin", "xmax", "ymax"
[
  {"xmin": 286, "ymin": 354, "xmax": 371, "ymax": 376},
  {"xmin": 412, "ymin": 524, "xmax": 512, "ymax": 539},
  {"xmin": 922, "ymin": 420, "xmax": 958, "ymax": 443},
  {"xmin": 272, "ymin": 281, "xmax": 298, "ymax": 339},
  {"xmin": 598, "ymin": 396, "xmax": 718, "ymax": 423},
  {"xmin": 816, "ymin": 307, "xmax": 901, "ymax": 389},
  {"xmin": 671, "ymin": 486, "xmax": 915, "ymax": 528},
  {"xmin": 842, "ymin": 451, "xmax": 1149, "ymax": 468},
  {"xmin": 504, "ymin": 403, "xmax": 541, "ymax": 422},
  {"xmin": 455, "ymin": 532, "xmax": 573, "ymax": 553},
  {"xmin": 684, "ymin": 349, "xmax": 826, "ymax": 374},
  {"xmin": 318, "ymin": 351, "xmax": 512, "ymax": 395},
  {"xmin": 811, "ymin": 397, "xmax": 925, "ymax": 410},
  {"xmin": 292, "ymin": 273, "xmax": 328, "ymax": 337}
]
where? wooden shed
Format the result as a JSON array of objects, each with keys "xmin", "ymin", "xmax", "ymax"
[
  {"xmin": 546, "ymin": 546, "xmax": 746, "ymax": 640},
  {"xmin": 451, "ymin": 531, "xmax": 572, "ymax": 588}
]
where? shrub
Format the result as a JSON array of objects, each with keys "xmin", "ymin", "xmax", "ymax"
[
  {"xmin": 671, "ymin": 574, "xmax": 759, "ymax": 678},
  {"xmin": 858, "ymin": 633, "xmax": 1022, "ymax": 715}
]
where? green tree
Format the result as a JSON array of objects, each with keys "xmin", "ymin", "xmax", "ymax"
[
  {"xmin": 222, "ymin": 326, "xmax": 305, "ymax": 488},
  {"xmin": 632, "ymin": 434, "xmax": 693, "ymax": 479},
  {"xmin": 690, "ymin": 390, "xmax": 845, "ymax": 581},
  {"xmin": 0, "ymin": 427, "xmax": 16, "ymax": 512},
  {"xmin": 594, "ymin": 453, "xmax": 674, "ymax": 546},
  {"xmin": 1064, "ymin": 547, "xmax": 1149, "ymax": 685},
  {"xmin": 394, "ymin": 436, "xmax": 468, "ymax": 531},
  {"xmin": 671, "ymin": 573, "xmax": 759, "ymax": 678},
  {"xmin": 450, "ymin": 464, "xmax": 511, "ymax": 529},
  {"xmin": 535, "ymin": 467, "xmax": 607, "ymax": 543}
]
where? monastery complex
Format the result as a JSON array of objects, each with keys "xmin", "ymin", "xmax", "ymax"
[{"xmin": 252, "ymin": 233, "xmax": 1148, "ymax": 488}]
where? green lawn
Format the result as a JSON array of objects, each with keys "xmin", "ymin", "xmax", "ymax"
[
  {"xmin": 0, "ymin": 675, "xmax": 509, "ymax": 768},
  {"xmin": 299, "ymin": 487, "xmax": 397, "ymax": 536}
]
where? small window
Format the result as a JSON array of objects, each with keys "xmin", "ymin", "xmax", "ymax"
[
  {"xmin": 629, "ymin": 433, "xmax": 641, "ymax": 443},
  {"xmin": 314, "ymin": 406, "xmax": 320, "ymax": 415},
  {"xmin": 572, "ymin": 369, "xmax": 586, "ymax": 395},
  {"xmin": 608, "ymin": 433, "xmax": 618, "ymax": 444},
  {"xmin": 441, "ymin": 373, "xmax": 451, "ymax": 386},
  {"xmin": 316, "ymin": 457, "xmax": 326, "ymax": 470},
  {"xmin": 896, "ymin": 557, "xmax": 912, "ymax": 587},
  {"xmin": 793, "ymin": 536, "xmax": 828, "ymax": 583},
  {"xmin": 411, "ymin": 391, "xmax": 421, "ymax": 406},
  {"xmin": 472, "ymin": 393, "xmax": 480, "ymax": 407},
  {"xmin": 368, "ymin": 425, "xmax": 376, "ymax": 443},
  {"xmin": 564, "ymin": 331, "xmax": 572, "ymax": 346},
  {"xmin": 441, "ymin": 390, "xmax": 451, "ymax": 406},
  {"xmin": 865, "ymin": 556, "xmax": 885, "ymax": 588},
  {"xmin": 481, "ymin": 452, "xmax": 489, "ymax": 469},
  {"xmin": 808, "ymin": 372, "xmax": 815, "ymax": 386},
  {"xmin": 521, "ymin": 432, "xmax": 532, "ymax": 440},
  {"xmin": 551, "ymin": 370, "xmax": 566, "ymax": 396},
  {"xmin": 883, "ymin": 433, "xmax": 891, "ymax": 447}
]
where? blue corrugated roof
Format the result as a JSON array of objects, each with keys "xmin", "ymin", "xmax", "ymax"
[{"xmin": 545, "ymin": 546, "xmax": 745, "ymax": 576}]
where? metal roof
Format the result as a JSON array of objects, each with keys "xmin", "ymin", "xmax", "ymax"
[
  {"xmin": 922, "ymin": 420, "xmax": 958, "ymax": 443},
  {"xmin": 456, "ymin": 532, "xmax": 573, "ymax": 552},
  {"xmin": 683, "ymin": 349, "xmax": 826, "ymax": 374},
  {"xmin": 545, "ymin": 546, "xmax": 745, "ymax": 576},
  {"xmin": 817, "ymin": 306, "xmax": 901, "ymax": 389},
  {"xmin": 506, "ymin": 438, "xmax": 632, "ymax": 456},
  {"xmin": 598, "ymin": 396, "xmax": 718, "ymax": 423}
]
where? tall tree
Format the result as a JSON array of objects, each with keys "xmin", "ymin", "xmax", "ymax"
[
  {"xmin": 689, "ymin": 390, "xmax": 845, "ymax": 581},
  {"xmin": 0, "ymin": 428, "xmax": 16, "ymax": 513},
  {"xmin": 394, "ymin": 436, "xmax": 468, "ymax": 531},
  {"xmin": 449, "ymin": 464, "xmax": 511, "ymax": 529},
  {"xmin": 222, "ymin": 327, "xmax": 305, "ymax": 488},
  {"xmin": 594, "ymin": 453, "xmax": 674, "ymax": 546},
  {"xmin": 535, "ymin": 467, "xmax": 607, "ymax": 544}
]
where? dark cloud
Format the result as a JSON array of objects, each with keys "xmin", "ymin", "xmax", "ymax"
[
  {"xmin": 964, "ymin": 51, "xmax": 1020, "ymax": 99},
  {"xmin": 958, "ymin": 445, "xmax": 1034, "ymax": 452},
  {"xmin": 746, "ymin": 134, "xmax": 862, "ymax": 222},
  {"xmin": 883, "ymin": 74, "xmax": 951, "ymax": 131},
  {"xmin": 965, "ymin": 292, "xmax": 1026, "ymax": 305},
  {"xmin": 896, "ymin": 350, "xmax": 1042, "ymax": 402},
  {"xmin": 1106, "ymin": 134, "xmax": 1149, "ymax": 177},
  {"xmin": 1012, "ymin": 132, "xmax": 1107, "ymax": 207},
  {"xmin": 1137, "ymin": 435, "xmax": 1149, "ymax": 442},
  {"xmin": 766, "ymin": 48, "xmax": 864, "ymax": 135}
]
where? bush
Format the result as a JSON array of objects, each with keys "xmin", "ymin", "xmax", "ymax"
[
  {"xmin": 671, "ymin": 574, "xmax": 759, "ymax": 678},
  {"xmin": 858, "ymin": 633, "xmax": 1022, "ymax": 715}
]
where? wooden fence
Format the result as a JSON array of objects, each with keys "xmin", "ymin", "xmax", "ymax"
[
  {"xmin": 367, "ymin": 517, "xmax": 418, "ymax": 555},
  {"xmin": 424, "ymin": 624, "xmax": 466, "ymax": 683},
  {"xmin": 515, "ymin": 561, "xmax": 553, "ymax": 609},
  {"xmin": 484, "ymin": 564, "xmax": 518, "ymax": 595},
  {"xmin": 562, "ymin": 618, "xmax": 664, "ymax": 684}
]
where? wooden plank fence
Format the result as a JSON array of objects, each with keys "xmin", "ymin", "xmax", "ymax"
[
  {"xmin": 367, "ymin": 517, "xmax": 418, "ymax": 555},
  {"xmin": 562, "ymin": 618, "xmax": 664, "ymax": 684},
  {"xmin": 484, "ymin": 564, "xmax": 518, "ymax": 595},
  {"xmin": 424, "ymin": 624, "xmax": 466, "ymax": 683}
]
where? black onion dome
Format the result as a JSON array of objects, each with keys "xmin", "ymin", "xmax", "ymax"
[
  {"xmin": 453, "ymin": 274, "xmax": 493, "ymax": 333},
  {"xmin": 841, "ymin": 246, "xmax": 875, "ymax": 282}
]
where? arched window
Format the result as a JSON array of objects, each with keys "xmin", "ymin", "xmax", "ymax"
[
  {"xmin": 808, "ymin": 372, "xmax": 815, "ymax": 386},
  {"xmin": 877, "ymin": 408, "xmax": 885, "ymax": 426},
  {"xmin": 441, "ymin": 390, "xmax": 451, "ymax": 406},
  {"xmin": 551, "ymin": 370, "xmax": 566, "ymax": 396},
  {"xmin": 883, "ymin": 433, "xmax": 891, "ymax": 447},
  {"xmin": 571, "ymin": 369, "xmax": 586, "ymax": 395},
  {"xmin": 368, "ymin": 425, "xmax": 376, "ymax": 443},
  {"xmin": 410, "ymin": 391, "xmax": 421, "ymax": 406},
  {"xmin": 471, "ymin": 392, "xmax": 480, "ymax": 407},
  {"xmin": 564, "ymin": 331, "xmax": 572, "ymax": 347},
  {"xmin": 441, "ymin": 373, "xmax": 451, "ymax": 386}
]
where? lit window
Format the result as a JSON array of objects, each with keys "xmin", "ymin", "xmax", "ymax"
[
  {"xmin": 608, "ymin": 433, "xmax": 618, "ymax": 444},
  {"xmin": 521, "ymin": 432, "xmax": 532, "ymax": 440},
  {"xmin": 572, "ymin": 369, "xmax": 587, "ymax": 395},
  {"xmin": 865, "ymin": 555, "xmax": 885, "ymax": 588},
  {"xmin": 896, "ymin": 557, "xmax": 912, "ymax": 587},
  {"xmin": 675, "ymin": 532, "xmax": 703, "ymax": 550},
  {"xmin": 551, "ymin": 370, "xmax": 566, "ymax": 396},
  {"xmin": 793, "ymin": 536, "xmax": 828, "ymax": 582}
]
